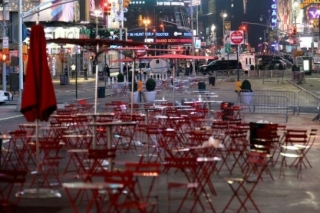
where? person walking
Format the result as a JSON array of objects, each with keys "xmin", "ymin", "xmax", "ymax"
[
  {"xmin": 104, "ymin": 64, "xmax": 110, "ymax": 77},
  {"xmin": 83, "ymin": 65, "xmax": 88, "ymax": 80},
  {"xmin": 189, "ymin": 61, "xmax": 193, "ymax": 75}
]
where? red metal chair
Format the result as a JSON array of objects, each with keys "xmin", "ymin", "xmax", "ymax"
[
  {"xmin": 223, "ymin": 151, "xmax": 269, "ymax": 213},
  {"xmin": 83, "ymin": 148, "xmax": 117, "ymax": 182},
  {"xmin": 0, "ymin": 170, "xmax": 27, "ymax": 213},
  {"xmin": 30, "ymin": 138, "xmax": 64, "ymax": 188},
  {"xmin": 103, "ymin": 170, "xmax": 155, "ymax": 213},
  {"xmin": 279, "ymin": 129, "xmax": 312, "ymax": 179},
  {"xmin": 2, "ymin": 130, "xmax": 28, "ymax": 171},
  {"xmin": 163, "ymin": 157, "xmax": 216, "ymax": 213},
  {"xmin": 124, "ymin": 162, "xmax": 161, "ymax": 212}
]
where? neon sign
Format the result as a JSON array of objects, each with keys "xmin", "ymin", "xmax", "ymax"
[
  {"xmin": 270, "ymin": 0, "xmax": 278, "ymax": 28},
  {"xmin": 307, "ymin": 6, "xmax": 320, "ymax": 19}
]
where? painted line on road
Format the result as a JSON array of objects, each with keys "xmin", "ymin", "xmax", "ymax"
[{"xmin": 0, "ymin": 114, "xmax": 23, "ymax": 121}]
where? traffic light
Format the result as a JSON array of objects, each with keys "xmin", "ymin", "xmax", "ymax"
[
  {"xmin": 103, "ymin": 1, "xmax": 112, "ymax": 15},
  {"xmin": 293, "ymin": 25, "xmax": 297, "ymax": 35},
  {"xmin": 123, "ymin": 0, "xmax": 131, "ymax": 8},
  {"xmin": 0, "ymin": 52, "xmax": 9, "ymax": 63},
  {"xmin": 137, "ymin": 81, "xmax": 143, "ymax": 91},
  {"xmin": 159, "ymin": 23, "xmax": 164, "ymax": 32}
]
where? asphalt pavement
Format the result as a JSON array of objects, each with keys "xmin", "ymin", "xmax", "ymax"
[{"xmin": 0, "ymin": 70, "xmax": 320, "ymax": 213}]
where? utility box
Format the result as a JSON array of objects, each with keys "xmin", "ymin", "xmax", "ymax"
[
  {"xmin": 9, "ymin": 73, "xmax": 19, "ymax": 92},
  {"xmin": 98, "ymin": 86, "xmax": 105, "ymax": 98},
  {"xmin": 198, "ymin": 82, "xmax": 206, "ymax": 91}
]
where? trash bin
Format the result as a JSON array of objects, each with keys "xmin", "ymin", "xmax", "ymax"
[
  {"xmin": 60, "ymin": 74, "xmax": 69, "ymax": 85},
  {"xmin": 198, "ymin": 82, "xmax": 206, "ymax": 91},
  {"xmin": 208, "ymin": 76, "xmax": 215, "ymax": 86},
  {"xmin": 98, "ymin": 71, "xmax": 104, "ymax": 80},
  {"xmin": 185, "ymin": 68, "xmax": 190, "ymax": 76},
  {"xmin": 98, "ymin": 86, "xmax": 105, "ymax": 98},
  {"xmin": 220, "ymin": 102, "xmax": 234, "ymax": 120}
]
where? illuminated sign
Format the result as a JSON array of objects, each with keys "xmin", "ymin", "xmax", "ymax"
[
  {"xmin": 156, "ymin": 1, "xmax": 185, "ymax": 6},
  {"xmin": 300, "ymin": 0, "xmax": 320, "ymax": 9},
  {"xmin": 155, "ymin": 38, "xmax": 192, "ymax": 43},
  {"xmin": 307, "ymin": 6, "xmax": 320, "ymax": 19},
  {"xmin": 270, "ymin": 0, "xmax": 278, "ymax": 29}
]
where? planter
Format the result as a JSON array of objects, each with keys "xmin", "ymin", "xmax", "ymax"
[
  {"xmin": 240, "ymin": 92, "xmax": 254, "ymax": 105},
  {"xmin": 128, "ymin": 91, "xmax": 140, "ymax": 103},
  {"xmin": 117, "ymin": 82, "xmax": 126, "ymax": 89},
  {"xmin": 142, "ymin": 91, "xmax": 157, "ymax": 103}
]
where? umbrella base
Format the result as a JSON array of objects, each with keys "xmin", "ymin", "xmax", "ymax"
[{"xmin": 15, "ymin": 188, "xmax": 61, "ymax": 199}]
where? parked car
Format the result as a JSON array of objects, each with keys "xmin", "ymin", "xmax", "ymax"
[
  {"xmin": 267, "ymin": 60, "xmax": 287, "ymax": 69},
  {"xmin": 199, "ymin": 60, "xmax": 242, "ymax": 75},
  {"xmin": 0, "ymin": 90, "xmax": 13, "ymax": 104}
]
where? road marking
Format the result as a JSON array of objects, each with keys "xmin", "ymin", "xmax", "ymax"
[{"xmin": 0, "ymin": 114, "xmax": 23, "ymax": 121}]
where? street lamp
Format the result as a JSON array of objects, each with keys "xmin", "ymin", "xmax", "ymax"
[
  {"xmin": 143, "ymin": 18, "xmax": 150, "ymax": 42},
  {"xmin": 94, "ymin": 10, "xmax": 102, "ymax": 38},
  {"xmin": 220, "ymin": 10, "xmax": 227, "ymax": 51},
  {"xmin": 211, "ymin": 24, "xmax": 216, "ymax": 42},
  {"xmin": 293, "ymin": 1, "xmax": 299, "ymax": 26},
  {"xmin": 260, "ymin": 12, "xmax": 270, "ymax": 54}
]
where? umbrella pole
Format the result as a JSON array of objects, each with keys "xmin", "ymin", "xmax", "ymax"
[
  {"xmin": 36, "ymin": 119, "xmax": 40, "ymax": 191},
  {"xmin": 130, "ymin": 53, "xmax": 135, "ymax": 115},
  {"xmin": 94, "ymin": 45, "xmax": 99, "ymax": 115},
  {"xmin": 172, "ymin": 66, "xmax": 175, "ymax": 105}
]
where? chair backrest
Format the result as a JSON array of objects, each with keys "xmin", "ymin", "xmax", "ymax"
[
  {"xmin": 9, "ymin": 130, "xmax": 27, "ymax": 137},
  {"xmin": 285, "ymin": 129, "xmax": 308, "ymax": 145},
  {"xmin": 77, "ymin": 99, "xmax": 87, "ymax": 106},
  {"xmin": 88, "ymin": 148, "xmax": 117, "ymax": 160},
  {"xmin": 0, "ymin": 170, "xmax": 27, "ymax": 183},
  {"xmin": 163, "ymin": 157, "xmax": 198, "ymax": 172},
  {"xmin": 125, "ymin": 162, "xmax": 161, "ymax": 176}
]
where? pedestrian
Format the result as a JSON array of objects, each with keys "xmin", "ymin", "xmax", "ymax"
[
  {"xmin": 71, "ymin": 63, "xmax": 76, "ymax": 79},
  {"xmin": 64, "ymin": 66, "xmax": 68, "ymax": 77},
  {"xmin": 83, "ymin": 65, "xmax": 88, "ymax": 80},
  {"xmin": 104, "ymin": 64, "xmax": 110, "ymax": 77},
  {"xmin": 189, "ymin": 61, "xmax": 193, "ymax": 74}
]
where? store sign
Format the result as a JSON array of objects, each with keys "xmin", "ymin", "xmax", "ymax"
[
  {"xmin": 192, "ymin": 0, "xmax": 201, "ymax": 6},
  {"xmin": 307, "ymin": 6, "xmax": 320, "ymax": 19},
  {"xmin": 128, "ymin": 31, "xmax": 191, "ymax": 38},
  {"xmin": 270, "ymin": 0, "xmax": 278, "ymax": 28},
  {"xmin": 155, "ymin": 38, "xmax": 192, "ymax": 43},
  {"xmin": 156, "ymin": 1, "xmax": 184, "ymax": 6},
  {"xmin": 300, "ymin": 0, "xmax": 320, "ymax": 9}
]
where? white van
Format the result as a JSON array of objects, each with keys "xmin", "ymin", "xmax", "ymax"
[
  {"xmin": 150, "ymin": 59, "xmax": 170, "ymax": 74},
  {"xmin": 134, "ymin": 59, "xmax": 151, "ymax": 74}
]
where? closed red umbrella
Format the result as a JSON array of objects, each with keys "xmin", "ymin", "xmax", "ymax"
[
  {"xmin": 18, "ymin": 24, "xmax": 60, "ymax": 198},
  {"xmin": 21, "ymin": 24, "xmax": 57, "ymax": 121}
]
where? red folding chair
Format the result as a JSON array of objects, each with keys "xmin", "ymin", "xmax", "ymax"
[
  {"xmin": 223, "ymin": 151, "xmax": 270, "ymax": 213},
  {"xmin": 2, "ymin": 130, "xmax": 28, "ymax": 171},
  {"xmin": 30, "ymin": 138, "xmax": 64, "ymax": 188},
  {"xmin": 279, "ymin": 129, "xmax": 309, "ymax": 179},
  {"xmin": 83, "ymin": 148, "xmax": 117, "ymax": 182},
  {"xmin": 0, "ymin": 170, "xmax": 27, "ymax": 213},
  {"xmin": 103, "ymin": 170, "xmax": 154, "ymax": 213},
  {"xmin": 124, "ymin": 162, "xmax": 161, "ymax": 212},
  {"xmin": 163, "ymin": 157, "xmax": 216, "ymax": 213}
]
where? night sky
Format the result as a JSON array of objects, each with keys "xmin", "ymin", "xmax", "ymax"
[{"xmin": 229, "ymin": 0, "xmax": 272, "ymax": 49}]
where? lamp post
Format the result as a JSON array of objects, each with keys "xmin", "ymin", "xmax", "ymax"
[
  {"xmin": 143, "ymin": 18, "xmax": 150, "ymax": 42},
  {"xmin": 260, "ymin": 12, "xmax": 270, "ymax": 54},
  {"xmin": 211, "ymin": 24, "xmax": 216, "ymax": 43},
  {"xmin": 220, "ymin": 10, "xmax": 227, "ymax": 54}
]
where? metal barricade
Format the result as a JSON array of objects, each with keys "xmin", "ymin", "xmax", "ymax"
[
  {"xmin": 296, "ymin": 90, "xmax": 320, "ymax": 114},
  {"xmin": 251, "ymin": 95, "xmax": 289, "ymax": 122},
  {"xmin": 261, "ymin": 70, "xmax": 285, "ymax": 84},
  {"xmin": 254, "ymin": 90, "xmax": 297, "ymax": 114}
]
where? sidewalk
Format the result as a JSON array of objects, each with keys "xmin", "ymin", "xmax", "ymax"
[{"xmin": 1, "ymin": 72, "xmax": 320, "ymax": 213}]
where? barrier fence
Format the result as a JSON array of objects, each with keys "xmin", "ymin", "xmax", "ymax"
[{"xmin": 296, "ymin": 90, "xmax": 320, "ymax": 114}]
